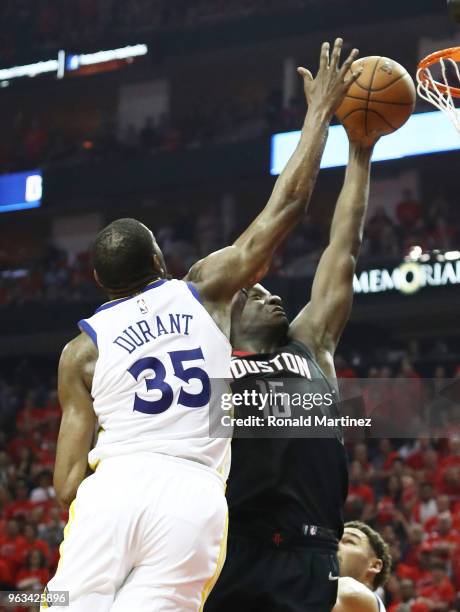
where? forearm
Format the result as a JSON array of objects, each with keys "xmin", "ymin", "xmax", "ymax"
[
  {"xmin": 54, "ymin": 459, "xmax": 87, "ymax": 509},
  {"xmin": 330, "ymin": 144, "xmax": 373, "ymax": 257},
  {"xmin": 268, "ymin": 106, "xmax": 331, "ymax": 218}
]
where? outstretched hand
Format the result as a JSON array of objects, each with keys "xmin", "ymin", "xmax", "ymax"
[{"xmin": 298, "ymin": 38, "xmax": 362, "ymax": 118}]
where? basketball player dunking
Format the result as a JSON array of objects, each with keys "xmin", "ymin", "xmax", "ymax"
[
  {"xmin": 42, "ymin": 39, "xmax": 360, "ymax": 612},
  {"xmin": 335, "ymin": 522, "xmax": 391, "ymax": 612},
  {"xmin": 206, "ymin": 83, "xmax": 380, "ymax": 611}
]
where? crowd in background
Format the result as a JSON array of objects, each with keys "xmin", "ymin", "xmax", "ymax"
[
  {"xmin": 0, "ymin": 88, "xmax": 305, "ymax": 175},
  {"xmin": 0, "ymin": 353, "xmax": 459, "ymax": 611},
  {"xmin": 0, "ymin": 187, "xmax": 459, "ymax": 307},
  {"xmin": 0, "ymin": 0, "xmax": 339, "ymax": 61}
]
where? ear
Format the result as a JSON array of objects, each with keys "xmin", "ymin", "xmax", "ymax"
[
  {"xmin": 153, "ymin": 254, "xmax": 165, "ymax": 278},
  {"xmin": 93, "ymin": 269, "xmax": 103, "ymax": 288},
  {"xmin": 368, "ymin": 558, "xmax": 383, "ymax": 583}
]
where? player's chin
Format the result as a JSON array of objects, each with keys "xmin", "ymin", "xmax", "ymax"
[{"xmin": 269, "ymin": 312, "xmax": 289, "ymax": 329}]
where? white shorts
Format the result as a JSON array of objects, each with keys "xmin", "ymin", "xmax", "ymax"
[{"xmin": 42, "ymin": 453, "xmax": 228, "ymax": 612}]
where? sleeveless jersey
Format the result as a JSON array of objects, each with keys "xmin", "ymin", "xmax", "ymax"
[
  {"xmin": 78, "ymin": 279, "xmax": 232, "ymax": 479},
  {"xmin": 226, "ymin": 340, "xmax": 348, "ymax": 536},
  {"xmin": 375, "ymin": 593, "xmax": 387, "ymax": 612}
]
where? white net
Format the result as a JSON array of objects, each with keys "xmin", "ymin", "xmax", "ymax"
[{"xmin": 417, "ymin": 54, "xmax": 460, "ymax": 134}]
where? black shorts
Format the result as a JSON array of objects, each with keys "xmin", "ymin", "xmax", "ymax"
[{"xmin": 205, "ymin": 531, "xmax": 339, "ymax": 612}]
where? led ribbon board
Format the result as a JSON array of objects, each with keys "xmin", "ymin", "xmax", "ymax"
[
  {"xmin": 270, "ymin": 110, "xmax": 460, "ymax": 174},
  {"xmin": 66, "ymin": 44, "xmax": 148, "ymax": 71},
  {"xmin": 0, "ymin": 45, "xmax": 148, "ymax": 83},
  {"xmin": 0, "ymin": 170, "xmax": 43, "ymax": 213}
]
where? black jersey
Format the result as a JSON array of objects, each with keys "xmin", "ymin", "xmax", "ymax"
[{"xmin": 226, "ymin": 339, "xmax": 348, "ymax": 538}]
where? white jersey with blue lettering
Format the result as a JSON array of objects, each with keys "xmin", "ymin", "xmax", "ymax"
[{"xmin": 78, "ymin": 278, "xmax": 232, "ymax": 480}]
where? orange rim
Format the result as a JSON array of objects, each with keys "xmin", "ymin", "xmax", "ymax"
[{"xmin": 417, "ymin": 46, "xmax": 460, "ymax": 98}]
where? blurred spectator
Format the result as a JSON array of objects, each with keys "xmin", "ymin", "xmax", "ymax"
[
  {"xmin": 395, "ymin": 189, "xmax": 423, "ymax": 232},
  {"xmin": 15, "ymin": 549, "xmax": 49, "ymax": 591}
]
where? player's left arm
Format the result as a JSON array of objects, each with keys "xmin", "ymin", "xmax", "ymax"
[
  {"xmin": 333, "ymin": 577, "xmax": 379, "ymax": 612},
  {"xmin": 289, "ymin": 141, "xmax": 375, "ymax": 362},
  {"xmin": 54, "ymin": 333, "xmax": 97, "ymax": 509}
]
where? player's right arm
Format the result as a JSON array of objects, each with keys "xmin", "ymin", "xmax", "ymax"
[
  {"xmin": 186, "ymin": 39, "xmax": 362, "ymax": 302},
  {"xmin": 333, "ymin": 577, "xmax": 379, "ymax": 612},
  {"xmin": 54, "ymin": 333, "xmax": 97, "ymax": 509}
]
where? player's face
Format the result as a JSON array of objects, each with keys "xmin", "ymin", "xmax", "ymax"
[
  {"xmin": 338, "ymin": 528, "xmax": 374, "ymax": 583},
  {"xmin": 232, "ymin": 284, "xmax": 289, "ymax": 338}
]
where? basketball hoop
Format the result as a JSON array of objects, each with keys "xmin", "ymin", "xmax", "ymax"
[{"xmin": 417, "ymin": 46, "xmax": 460, "ymax": 133}]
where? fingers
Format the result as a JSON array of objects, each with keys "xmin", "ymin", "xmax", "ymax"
[
  {"xmin": 319, "ymin": 41, "xmax": 330, "ymax": 72},
  {"xmin": 339, "ymin": 48, "xmax": 360, "ymax": 78},
  {"xmin": 297, "ymin": 67, "xmax": 313, "ymax": 81},
  {"xmin": 329, "ymin": 38, "xmax": 343, "ymax": 71},
  {"xmin": 343, "ymin": 64, "xmax": 364, "ymax": 89}
]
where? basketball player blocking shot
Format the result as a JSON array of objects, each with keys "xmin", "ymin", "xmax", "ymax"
[
  {"xmin": 42, "ymin": 38, "xmax": 361, "ymax": 612},
  {"xmin": 206, "ymin": 89, "xmax": 380, "ymax": 611}
]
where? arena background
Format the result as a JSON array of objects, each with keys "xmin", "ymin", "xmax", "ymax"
[{"xmin": 0, "ymin": 1, "xmax": 459, "ymax": 610}]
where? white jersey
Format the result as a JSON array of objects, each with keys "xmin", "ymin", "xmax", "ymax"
[
  {"xmin": 78, "ymin": 279, "xmax": 232, "ymax": 480},
  {"xmin": 375, "ymin": 592, "xmax": 387, "ymax": 612}
]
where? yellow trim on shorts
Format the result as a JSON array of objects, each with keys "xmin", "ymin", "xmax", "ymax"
[
  {"xmin": 199, "ymin": 510, "xmax": 229, "ymax": 611},
  {"xmin": 56, "ymin": 499, "xmax": 76, "ymax": 572},
  {"xmin": 41, "ymin": 500, "xmax": 77, "ymax": 609}
]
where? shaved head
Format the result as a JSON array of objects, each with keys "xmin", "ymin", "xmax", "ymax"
[{"xmin": 92, "ymin": 218, "xmax": 166, "ymax": 293}]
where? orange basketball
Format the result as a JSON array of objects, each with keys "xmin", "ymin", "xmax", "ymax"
[{"xmin": 336, "ymin": 56, "xmax": 416, "ymax": 143}]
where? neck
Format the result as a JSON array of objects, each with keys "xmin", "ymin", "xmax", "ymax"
[
  {"xmin": 232, "ymin": 328, "xmax": 286, "ymax": 354},
  {"xmin": 106, "ymin": 274, "xmax": 162, "ymax": 301},
  {"xmin": 363, "ymin": 578, "xmax": 375, "ymax": 592}
]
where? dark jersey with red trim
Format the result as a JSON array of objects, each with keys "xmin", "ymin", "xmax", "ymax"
[{"xmin": 226, "ymin": 339, "xmax": 348, "ymax": 537}]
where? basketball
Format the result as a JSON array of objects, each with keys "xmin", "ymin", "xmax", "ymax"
[{"xmin": 336, "ymin": 56, "xmax": 416, "ymax": 144}]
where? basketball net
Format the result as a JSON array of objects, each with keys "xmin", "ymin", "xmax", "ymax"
[{"xmin": 417, "ymin": 47, "xmax": 460, "ymax": 134}]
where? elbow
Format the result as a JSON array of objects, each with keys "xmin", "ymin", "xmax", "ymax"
[
  {"xmin": 54, "ymin": 476, "xmax": 77, "ymax": 510},
  {"xmin": 55, "ymin": 486, "xmax": 75, "ymax": 510}
]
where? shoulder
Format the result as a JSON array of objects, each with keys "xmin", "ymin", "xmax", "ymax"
[
  {"xmin": 336, "ymin": 578, "xmax": 379, "ymax": 612},
  {"xmin": 59, "ymin": 333, "xmax": 98, "ymax": 375}
]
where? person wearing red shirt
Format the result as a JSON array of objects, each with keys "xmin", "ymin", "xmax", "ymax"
[
  {"xmin": 15, "ymin": 549, "xmax": 49, "ymax": 591},
  {"xmin": 347, "ymin": 461, "xmax": 375, "ymax": 521},
  {"xmin": 439, "ymin": 437, "xmax": 460, "ymax": 469},
  {"xmin": 396, "ymin": 545, "xmax": 433, "ymax": 589},
  {"xmin": 0, "ymin": 558, "xmax": 13, "ymax": 588},
  {"xmin": 406, "ymin": 439, "xmax": 433, "ymax": 471},
  {"xmin": 21, "ymin": 524, "xmax": 50, "ymax": 565},
  {"xmin": 419, "ymin": 561, "xmax": 455, "ymax": 607},
  {"xmin": 3, "ymin": 482, "xmax": 34, "ymax": 520},
  {"xmin": 424, "ymin": 495, "xmax": 451, "ymax": 533},
  {"xmin": 0, "ymin": 519, "xmax": 28, "ymax": 579},
  {"xmin": 395, "ymin": 189, "xmax": 422, "ymax": 231},
  {"xmin": 403, "ymin": 524, "xmax": 425, "ymax": 569},
  {"xmin": 389, "ymin": 579, "xmax": 430, "ymax": 612},
  {"xmin": 427, "ymin": 512, "xmax": 460, "ymax": 559},
  {"xmin": 376, "ymin": 476, "xmax": 401, "ymax": 525}
]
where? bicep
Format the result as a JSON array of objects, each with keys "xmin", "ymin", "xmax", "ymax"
[{"xmin": 187, "ymin": 241, "xmax": 270, "ymax": 302}]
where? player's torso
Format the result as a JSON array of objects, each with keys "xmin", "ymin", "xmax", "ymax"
[
  {"xmin": 80, "ymin": 279, "xmax": 232, "ymax": 478},
  {"xmin": 227, "ymin": 340, "xmax": 348, "ymax": 535}
]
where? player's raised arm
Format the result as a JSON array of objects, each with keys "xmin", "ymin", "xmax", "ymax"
[
  {"xmin": 186, "ymin": 39, "xmax": 362, "ymax": 301},
  {"xmin": 54, "ymin": 334, "xmax": 97, "ymax": 509},
  {"xmin": 289, "ymin": 138, "xmax": 376, "ymax": 365}
]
